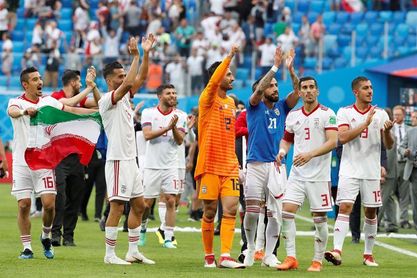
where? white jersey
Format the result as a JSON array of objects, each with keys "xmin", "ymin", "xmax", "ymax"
[
  {"xmin": 177, "ymin": 110, "xmax": 188, "ymax": 170},
  {"xmin": 8, "ymin": 94, "xmax": 64, "ymax": 166},
  {"xmin": 285, "ymin": 104, "xmax": 337, "ymax": 181},
  {"xmin": 99, "ymin": 91, "xmax": 136, "ymax": 160},
  {"xmin": 141, "ymin": 107, "xmax": 187, "ymax": 169},
  {"xmin": 337, "ymin": 105, "xmax": 389, "ymax": 179}
]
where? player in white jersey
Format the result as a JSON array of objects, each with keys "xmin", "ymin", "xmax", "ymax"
[
  {"xmin": 139, "ymin": 84, "xmax": 187, "ymax": 249},
  {"xmin": 275, "ymin": 77, "xmax": 337, "ymax": 272},
  {"xmin": 7, "ymin": 67, "xmax": 93, "ymax": 260},
  {"xmin": 98, "ymin": 36, "xmax": 156, "ymax": 265},
  {"xmin": 325, "ymin": 76, "xmax": 394, "ymax": 267}
]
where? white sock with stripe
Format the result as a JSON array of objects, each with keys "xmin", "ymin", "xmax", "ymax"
[
  {"xmin": 244, "ymin": 205, "xmax": 260, "ymax": 250},
  {"xmin": 105, "ymin": 226, "xmax": 118, "ymax": 257},
  {"xmin": 128, "ymin": 226, "xmax": 140, "ymax": 254},
  {"xmin": 282, "ymin": 212, "xmax": 296, "ymax": 258},
  {"xmin": 42, "ymin": 225, "xmax": 52, "ymax": 239},
  {"xmin": 164, "ymin": 226, "xmax": 174, "ymax": 241},
  {"xmin": 364, "ymin": 217, "xmax": 377, "ymax": 255},
  {"xmin": 333, "ymin": 214, "xmax": 350, "ymax": 253},
  {"xmin": 313, "ymin": 216, "xmax": 328, "ymax": 262},
  {"xmin": 255, "ymin": 209, "xmax": 266, "ymax": 251},
  {"xmin": 20, "ymin": 235, "xmax": 32, "ymax": 251}
]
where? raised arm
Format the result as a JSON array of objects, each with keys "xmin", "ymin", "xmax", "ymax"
[
  {"xmin": 59, "ymin": 68, "xmax": 97, "ymax": 107},
  {"xmin": 142, "ymin": 114, "xmax": 178, "ymax": 141},
  {"xmin": 131, "ymin": 34, "xmax": 156, "ymax": 93},
  {"xmin": 250, "ymin": 46, "xmax": 282, "ymax": 107},
  {"xmin": 112, "ymin": 37, "xmax": 140, "ymax": 103},
  {"xmin": 338, "ymin": 106, "xmax": 376, "ymax": 145},
  {"xmin": 285, "ymin": 48, "xmax": 300, "ymax": 109}
]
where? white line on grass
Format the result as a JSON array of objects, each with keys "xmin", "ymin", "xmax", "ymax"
[{"xmin": 295, "ymin": 214, "xmax": 417, "ymax": 258}]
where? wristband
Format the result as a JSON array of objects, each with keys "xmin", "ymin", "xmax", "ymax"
[
  {"xmin": 279, "ymin": 148, "xmax": 286, "ymax": 156},
  {"xmin": 271, "ymin": 65, "xmax": 278, "ymax": 73}
]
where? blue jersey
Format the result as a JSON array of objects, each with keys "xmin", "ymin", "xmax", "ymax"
[{"xmin": 247, "ymin": 99, "xmax": 290, "ymax": 163}]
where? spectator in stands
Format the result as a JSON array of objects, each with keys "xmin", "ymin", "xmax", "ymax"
[
  {"xmin": 73, "ymin": 2, "xmax": 90, "ymax": 49},
  {"xmin": 412, "ymin": 111, "xmax": 417, "ymax": 127},
  {"xmin": 220, "ymin": 11, "xmax": 237, "ymax": 34},
  {"xmin": 146, "ymin": 12, "xmax": 162, "ymax": 36},
  {"xmin": 32, "ymin": 21, "xmax": 44, "ymax": 46},
  {"xmin": 257, "ymin": 36, "xmax": 276, "ymax": 75},
  {"xmin": 21, "ymin": 47, "xmax": 41, "ymax": 69},
  {"xmin": 210, "ymin": 0, "xmax": 225, "ymax": 15},
  {"xmin": 44, "ymin": 20, "xmax": 63, "ymax": 52},
  {"xmin": 310, "ymin": 15, "xmax": 326, "ymax": 57},
  {"xmin": 124, "ymin": 0, "xmax": 141, "ymax": 37},
  {"xmin": 65, "ymin": 46, "xmax": 82, "ymax": 72},
  {"xmin": 165, "ymin": 54, "xmax": 186, "ymax": 95},
  {"xmin": 96, "ymin": 0, "xmax": 110, "ymax": 26},
  {"xmin": 205, "ymin": 43, "xmax": 222, "ymax": 70},
  {"xmin": 175, "ymin": 18, "xmax": 195, "ymax": 57},
  {"xmin": 200, "ymin": 12, "xmax": 221, "ymax": 42},
  {"xmin": 228, "ymin": 21, "xmax": 246, "ymax": 51},
  {"xmin": 241, "ymin": 15, "xmax": 256, "ymax": 51},
  {"xmin": 108, "ymin": 0, "xmax": 123, "ymax": 31},
  {"xmin": 43, "ymin": 45, "xmax": 60, "ymax": 89},
  {"xmin": 250, "ymin": 0, "xmax": 266, "ymax": 43},
  {"xmin": 0, "ymin": 1, "xmax": 8, "ymax": 40},
  {"xmin": 1, "ymin": 32, "xmax": 12, "ymax": 85},
  {"xmin": 100, "ymin": 16, "xmax": 123, "ymax": 64},
  {"xmin": 191, "ymin": 30, "xmax": 209, "ymax": 57},
  {"xmin": 167, "ymin": 0, "xmax": 186, "ymax": 30},
  {"xmin": 187, "ymin": 47, "xmax": 204, "ymax": 95},
  {"xmin": 146, "ymin": 58, "xmax": 163, "ymax": 93},
  {"xmin": 24, "ymin": 0, "xmax": 37, "ymax": 17},
  {"xmin": 299, "ymin": 15, "xmax": 311, "ymax": 60},
  {"xmin": 277, "ymin": 26, "xmax": 298, "ymax": 54}
]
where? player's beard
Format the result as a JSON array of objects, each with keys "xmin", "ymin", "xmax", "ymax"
[{"xmin": 265, "ymin": 94, "xmax": 278, "ymax": 103}]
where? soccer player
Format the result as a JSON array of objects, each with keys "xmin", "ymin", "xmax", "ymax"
[
  {"xmin": 325, "ymin": 76, "xmax": 394, "ymax": 267},
  {"xmin": 243, "ymin": 47, "xmax": 300, "ymax": 268},
  {"xmin": 99, "ymin": 35, "xmax": 155, "ymax": 265},
  {"xmin": 140, "ymin": 84, "xmax": 187, "ymax": 248},
  {"xmin": 276, "ymin": 77, "xmax": 337, "ymax": 272},
  {"xmin": 194, "ymin": 44, "xmax": 245, "ymax": 268},
  {"xmin": 7, "ymin": 67, "xmax": 93, "ymax": 259}
]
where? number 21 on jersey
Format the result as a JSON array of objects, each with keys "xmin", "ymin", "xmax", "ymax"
[{"xmin": 268, "ymin": 118, "xmax": 277, "ymax": 129}]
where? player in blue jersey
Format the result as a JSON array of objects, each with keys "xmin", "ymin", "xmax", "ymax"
[{"xmin": 243, "ymin": 47, "xmax": 300, "ymax": 267}]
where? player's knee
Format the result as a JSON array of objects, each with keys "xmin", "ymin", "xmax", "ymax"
[
  {"xmin": 18, "ymin": 199, "xmax": 31, "ymax": 212},
  {"xmin": 338, "ymin": 203, "xmax": 353, "ymax": 215},
  {"xmin": 42, "ymin": 201, "xmax": 55, "ymax": 213},
  {"xmin": 203, "ymin": 209, "xmax": 216, "ymax": 220},
  {"xmin": 364, "ymin": 207, "xmax": 377, "ymax": 219},
  {"xmin": 165, "ymin": 195, "xmax": 176, "ymax": 209}
]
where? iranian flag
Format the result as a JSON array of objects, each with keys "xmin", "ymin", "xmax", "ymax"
[{"xmin": 25, "ymin": 106, "xmax": 102, "ymax": 170}]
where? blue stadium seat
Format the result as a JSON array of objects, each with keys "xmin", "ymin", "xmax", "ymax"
[
  {"xmin": 341, "ymin": 23, "xmax": 354, "ymax": 34},
  {"xmin": 25, "ymin": 33, "xmax": 33, "ymax": 44},
  {"xmin": 369, "ymin": 45, "xmax": 383, "ymax": 59},
  {"xmin": 338, "ymin": 34, "xmax": 351, "ymax": 48},
  {"xmin": 322, "ymin": 11, "xmax": 335, "ymax": 26},
  {"xmin": 236, "ymin": 68, "xmax": 249, "ymax": 83},
  {"xmin": 322, "ymin": 57, "xmax": 332, "ymax": 70},
  {"xmin": 255, "ymin": 68, "xmax": 263, "ymax": 79},
  {"xmin": 62, "ymin": 0, "xmax": 72, "ymax": 8},
  {"xmin": 264, "ymin": 23, "xmax": 274, "ymax": 37},
  {"xmin": 355, "ymin": 23, "xmax": 368, "ymax": 36},
  {"xmin": 242, "ymin": 55, "xmax": 252, "ymax": 69},
  {"xmin": 11, "ymin": 31, "xmax": 25, "ymax": 41},
  {"xmin": 379, "ymin": 11, "xmax": 392, "ymax": 22},
  {"xmin": 233, "ymin": 80, "xmax": 244, "ymax": 89},
  {"xmin": 407, "ymin": 35, "xmax": 417, "ymax": 48},
  {"xmin": 323, "ymin": 34, "xmax": 337, "ymax": 54},
  {"xmin": 396, "ymin": 23, "xmax": 409, "ymax": 37},
  {"xmin": 15, "ymin": 19, "xmax": 25, "ymax": 31},
  {"xmin": 349, "ymin": 12, "xmax": 364, "ymax": 25},
  {"xmin": 356, "ymin": 47, "xmax": 368, "ymax": 59},
  {"xmin": 304, "ymin": 57, "xmax": 316, "ymax": 69},
  {"xmin": 16, "ymin": 8, "xmax": 25, "ymax": 18},
  {"xmin": 364, "ymin": 11, "xmax": 378, "ymax": 24},
  {"xmin": 297, "ymin": 0, "xmax": 309, "ymax": 13},
  {"xmin": 366, "ymin": 35, "xmax": 379, "ymax": 46},
  {"xmin": 327, "ymin": 23, "xmax": 341, "ymax": 35},
  {"xmin": 292, "ymin": 23, "xmax": 300, "ymax": 35},
  {"xmin": 388, "ymin": 22, "xmax": 398, "ymax": 33},
  {"xmin": 335, "ymin": 12, "xmax": 349, "ymax": 25},
  {"xmin": 9, "ymin": 76, "xmax": 22, "ymax": 89},
  {"xmin": 285, "ymin": 0, "xmax": 295, "ymax": 11},
  {"xmin": 0, "ymin": 76, "xmax": 7, "ymax": 87},
  {"xmin": 334, "ymin": 57, "xmax": 348, "ymax": 68},
  {"xmin": 308, "ymin": 11, "xmax": 319, "ymax": 23},
  {"xmin": 58, "ymin": 20, "xmax": 73, "ymax": 31},
  {"xmin": 61, "ymin": 8, "xmax": 72, "ymax": 19},
  {"xmin": 392, "ymin": 11, "xmax": 406, "ymax": 24},
  {"xmin": 25, "ymin": 18, "xmax": 37, "ymax": 29},
  {"xmin": 397, "ymin": 46, "xmax": 410, "ymax": 55},
  {"xmin": 12, "ymin": 42, "xmax": 25, "ymax": 53},
  {"xmin": 293, "ymin": 12, "xmax": 304, "ymax": 24},
  {"xmin": 355, "ymin": 33, "xmax": 366, "ymax": 47},
  {"xmin": 370, "ymin": 23, "xmax": 384, "ymax": 35},
  {"xmin": 406, "ymin": 11, "xmax": 417, "ymax": 26},
  {"xmin": 393, "ymin": 36, "xmax": 406, "ymax": 48},
  {"xmin": 310, "ymin": 1, "xmax": 324, "ymax": 13},
  {"xmin": 342, "ymin": 46, "xmax": 352, "ymax": 60}
]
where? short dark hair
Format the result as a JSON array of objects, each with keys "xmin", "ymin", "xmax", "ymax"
[
  {"xmin": 20, "ymin": 67, "xmax": 38, "ymax": 85},
  {"xmin": 207, "ymin": 61, "xmax": 222, "ymax": 80},
  {"xmin": 156, "ymin": 84, "xmax": 175, "ymax": 96},
  {"xmin": 62, "ymin": 69, "xmax": 81, "ymax": 86},
  {"xmin": 298, "ymin": 76, "xmax": 318, "ymax": 89},
  {"xmin": 103, "ymin": 61, "xmax": 123, "ymax": 79},
  {"xmin": 351, "ymin": 76, "xmax": 369, "ymax": 90}
]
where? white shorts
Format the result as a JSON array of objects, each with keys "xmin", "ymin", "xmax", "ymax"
[
  {"xmin": 336, "ymin": 176, "xmax": 382, "ymax": 207},
  {"xmin": 143, "ymin": 168, "xmax": 179, "ymax": 198},
  {"xmin": 105, "ymin": 160, "xmax": 143, "ymax": 202},
  {"xmin": 244, "ymin": 162, "xmax": 286, "ymax": 201},
  {"xmin": 12, "ymin": 165, "xmax": 56, "ymax": 200},
  {"xmin": 283, "ymin": 178, "xmax": 333, "ymax": 212},
  {"xmin": 178, "ymin": 168, "xmax": 186, "ymax": 194}
]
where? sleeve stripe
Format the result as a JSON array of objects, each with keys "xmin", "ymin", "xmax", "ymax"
[
  {"xmin": 178, "ymin": 128, "xmax": 186, "ymax": 133},
  {"xmin": 338, "ymin": 124, "xmax": 350, "ymax": 128},
  {"xmin": 325, "ymin": 127, "xmax": 338, "ymax": 131},
  {"xmin": 142, "ymin": 122, "xmax": 151, "ymax": 127},
  {"xmin": 8, "ymin": 104, "xmax": 20, "ymax": 109},
  {"xmin": 283, "ymin": 130, "xmax": 294, "ymax": 143},
  {"xmin": 111, "ymin": 91, "xmax": 117, "ymax": 105}
]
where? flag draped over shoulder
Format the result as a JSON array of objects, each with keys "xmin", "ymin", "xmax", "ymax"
[{"xmin": 25, "ymin": 106, "xmax": 102, "ymax": 170}]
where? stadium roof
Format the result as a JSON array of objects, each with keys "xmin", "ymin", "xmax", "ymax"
[{"xmin": 367, "ymin": 53, "xmax": 417, "ymax": 80}]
